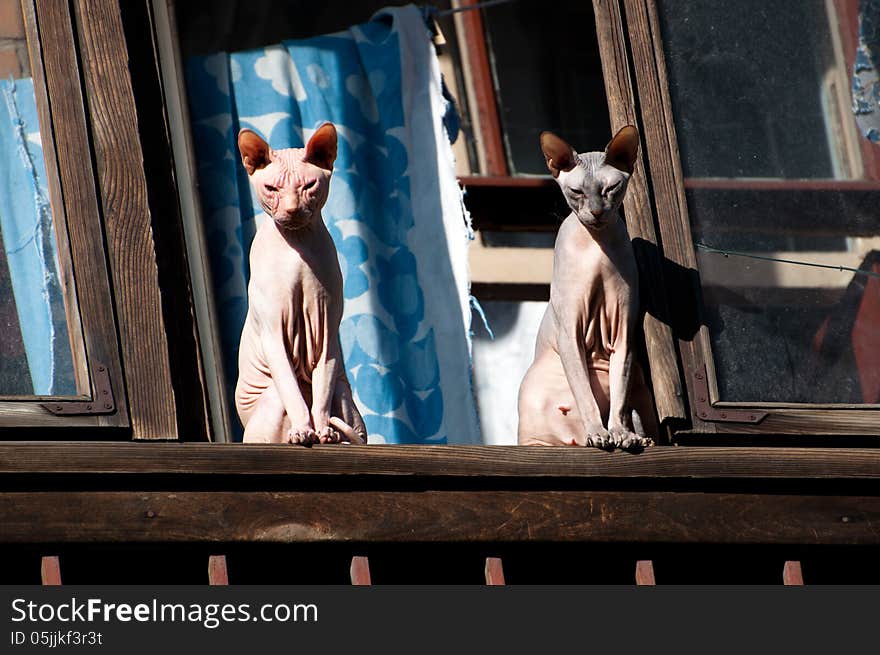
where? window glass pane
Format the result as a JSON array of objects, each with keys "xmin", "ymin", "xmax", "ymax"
[
  {"xmin": 0, "ymin": 4, "xmax": 77, "ymax": 396},
  {"xmin": 658, "ymin": 0, "xmax": 880, "ymax": 404},
  {"xmin": 482, "ymin": 0, "xmax": 611, "ymax": 175}
]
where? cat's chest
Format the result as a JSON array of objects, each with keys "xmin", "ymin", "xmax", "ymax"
[
  {"xmin": 250, "ymin": 221, "xmax": 342, "ymax": 312},
  {"xmin": 556, "ymin": 221, "xmax": 634, "ymax": 287},
  {"xmin": 551, "ymin": 218, "xmax": 636, "ymax": 333}
]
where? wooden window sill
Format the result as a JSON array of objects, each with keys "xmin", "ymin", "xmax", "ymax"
[{"xmin": 0, "ymin": 441, "xmax": 878, "ymax": 480}]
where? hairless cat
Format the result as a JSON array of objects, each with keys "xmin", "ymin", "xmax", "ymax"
[
  {"xmin": 517, "ymin": 126, "xmax": 657, "ymax": 450},
  {"xmin": 235, "ymin": 123, "xmax": 367, "ymax": 445}
]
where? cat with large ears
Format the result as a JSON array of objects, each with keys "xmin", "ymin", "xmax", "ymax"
[
  {"xmin": 517, "ymin": 126, "xmax": 657, "ymax": 449},
  {"xmin": 234, "ymin": 122, "xmax": 367, "ymax": 445}
]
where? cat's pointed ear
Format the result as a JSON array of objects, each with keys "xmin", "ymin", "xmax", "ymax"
[
  {"xmin": 304, "ymin": 122, "xmax": 338, "ymax": 171},
  {"xmin": 540, "ymin": 131, "xmax": 577, "ymax": 178},
  {"xmin": 238, "ymin": 129, "xmax": 271, "ymax": 175},
  {"xmin": 604, "ymin": 125, "xmax": 639, "ymax": 174}
]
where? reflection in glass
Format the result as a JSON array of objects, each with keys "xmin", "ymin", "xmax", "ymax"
[
  {"xmin": 0, "ymin": 7, "xmax": 75, "ymax": 396},
  {"xmin": 658, "ymin": 0, "xmax": 880, "ymax": 403}
]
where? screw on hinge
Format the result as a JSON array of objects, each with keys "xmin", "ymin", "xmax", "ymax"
[
  {"xmin": 692, "ymin": 364, "xmax": 768, "ymax": 424},
  {"xmin": 41, "ymin": 362, "xmax": 116, "ymax": 416}
]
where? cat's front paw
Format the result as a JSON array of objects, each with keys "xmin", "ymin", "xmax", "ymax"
[
  {"xmin": 584, "ymin": 427, "xmax": 613, "ymax": 450},
  {"xmin": 288, "ymin": 427, "xmax": 317, "ymax": 445},
  {"xmin": 608, "ymin": 426, "xmax": 653, "ymax": 451},
  {"xmin": 315, "ymin": 426, "xmax": 341, "ymax": 444}
]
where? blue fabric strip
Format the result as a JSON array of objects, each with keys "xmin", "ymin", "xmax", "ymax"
[{"xmin": 0, "ymin": 77, "xmax": 74, "ymax": 395}]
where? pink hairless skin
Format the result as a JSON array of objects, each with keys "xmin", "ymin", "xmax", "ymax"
[
  {"xmin": 234, "ymin": 123, "xmax": 367, "ymax": 445},
  {"xmin": 517, "ymin": 127, "xmax": 657, "ymax": 450}
]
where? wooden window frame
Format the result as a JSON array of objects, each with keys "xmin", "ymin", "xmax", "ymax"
[
  {"xmin": 0, "ymin": 0, "xmax": 201, "ymax": 439},
  {"xmin": 0, "ymin": 0, "xmax": 127, "ymax": 430},
  {"xmin": 610, "ymin": 0, "xmax": 880, "ymax": 437}
]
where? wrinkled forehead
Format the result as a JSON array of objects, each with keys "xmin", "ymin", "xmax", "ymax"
[
  {"xmin": 269, "ymin": 146, "xmax": 306, "ymax": 171},
  {"xmin": 577, "ymin": 151, "xmax": 607, "ymax": 175}
]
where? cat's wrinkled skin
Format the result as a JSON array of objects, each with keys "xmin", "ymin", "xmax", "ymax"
[
  {"xmin": 517, "ymin": 126, "xmax": 656, "ymax": 451},
  {"xmin": 235, "ymin": 123, "xmax": 367, "ymax": 445}
]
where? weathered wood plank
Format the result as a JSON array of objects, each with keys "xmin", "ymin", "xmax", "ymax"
[
  {"xmin": 783, "ymin": 560, "xmax": 804, "ymax": 585},
  {"xmin": 620, "ymin": 0, "xmax": 711, "ymax": 434},
  {"xmin": 635, "ymin": 560, "xmax": 655, "ymax": 585},
  {"xmin": 484, "ymin": 557, "xmax": 505, "ymax": 585},
  {"xmin": 1, "ymin": 490, "xmax": 879, "ymax": 545},
  {"xmin": 208, "ymin": 555, "xmax": 228, "ymax": 585},
  {"xmin": 22, "ymin": 0, "xmax": 89, "ymax": 396},
  {"xmin": 73, "ymin": 0, "xmax": 177, "ymax": 439},
  {"xmin": 30, "ymin": 0, "xmax": 127, "ymax": 429},
  {"xmin": 350, "ymin": 556, "xmax": 371, "ymax": 585},
  {"xmin": 0, "ymin": 443, "xmax": 879, "ymax": 480},
  {"xmin": 694, "ymin": 409, "xmax": 880, "ymax": 435},
  {"xmin": 121, "ymin": 0, "xmax": 209, "ymax": 441},
  {"xmin": 592, "ymin": 0, "xmax": 685, "ymax": 426},
  {"xmin": 41, "ymin": 556, "xmax": 61, "ymax": 585}
]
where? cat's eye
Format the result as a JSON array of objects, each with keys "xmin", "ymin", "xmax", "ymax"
[
  {"xmin": 570, "ymin": 189, "xmax": 583, "ymax": 196},
  {"xmin": 264, "ymin": 184, "xmax": 278, "ymax": 193},
  {"xmin": 604, "ymin": 181, "xmax": 622, "ymax": 195},
  {"xmin": 303, "ymin": 179, "xmax": 317, "ymax": 191}
]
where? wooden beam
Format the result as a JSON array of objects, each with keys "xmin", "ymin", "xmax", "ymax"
[
  {"xmin": 592, "ymin": 0, "xmax": 686, "ymax": 426},
  {"xmin": 30, "ymin": 0, "xmax": 128, "ymax": 429},
  {"xmin": 2, "ymin": 490, "xmax": 880, "ymax": 545},
  {"xmin": 350, "ymin": 556, "xmax": 372, "ymax": 585},
  {"xmin": 208, "ymin": 555, "xmax": 228, "ymax": 585},
  {"xmin": 484, "ymin": 557, "xmax": 506, "ymax": 585},
  {"xmin": 0, "ymin": 443, "xmax": 879, "ymax": 481},
  {"xmin": 635, "ymin": 560, "xmax": 655, "ymax": 585},
  {"xmin": 73, "ymin": 0, "xmax": 177, "ymax": 439},
  {"xmin": 41, "ymin": 556, "xmax": 61, "ymax": 585},
  {"xmin": 620, "ymin": 0, "xmax": 712, "ymax": 434}
]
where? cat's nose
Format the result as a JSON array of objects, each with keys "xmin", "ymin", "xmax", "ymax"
[
  {"xmin": 279, "ymin": 196, "xmax": 300, "ymax": 216},
  {"xmin": 590, "ymin": 208, "xmax": 604, "ymax": 217}
]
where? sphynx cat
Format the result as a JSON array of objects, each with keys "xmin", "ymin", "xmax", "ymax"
[
  {"xmin": 235, "ymin": 123, "xmax": 367, "ymax": 445},
  {"xmin": 517, "ymin": 126, "xmax": 656, "ymax": 450}
]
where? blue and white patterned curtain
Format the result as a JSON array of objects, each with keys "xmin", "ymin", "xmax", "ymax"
[{"xmin": 185, "ymin": 6, "xmax": 480, "ymax": 443}]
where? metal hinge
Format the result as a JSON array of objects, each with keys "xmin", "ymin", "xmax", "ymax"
[
  {"xmin": 693, "ymin": 366, "xmax": 767, "ymax": 424},
  {"xmin": 41, "ymin": 363, "xmax": 116, "ymax": 416}
]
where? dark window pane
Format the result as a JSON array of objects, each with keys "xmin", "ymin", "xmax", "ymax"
[
  {"xmin": 483, "ymin": 0, "xmax": 611, "ymax": 174},
  {"xmin": 659, "ymin": 0, "xmax": 842, "ymax": 179}
]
